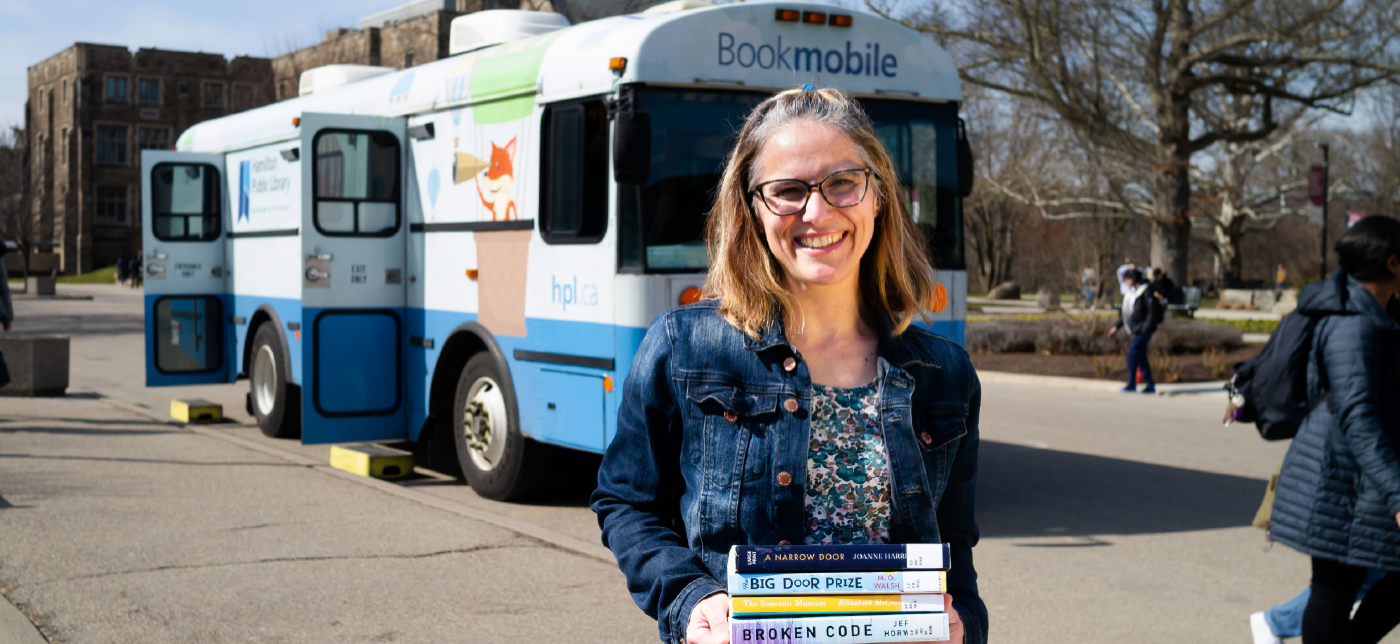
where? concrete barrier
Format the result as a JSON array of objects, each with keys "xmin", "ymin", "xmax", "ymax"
[
  {"xmin": 25, "ymin": 277, "xmax": 55, "ymax": 296},
  {"xmin": 0, "ymin": 336, "xmax": 69, "ymax": 397}
]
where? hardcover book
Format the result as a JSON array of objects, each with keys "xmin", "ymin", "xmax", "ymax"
[
  {"xmin": 730, "ymin": 593, "xmax": 946, "ymax": 616},
  {"xmin": 731, "ymin": 544, "xmax": 951, "ymax": 573},
  {"xmin": 726, "ymin": 554, "xmax": 948, "ymax": 595},
  {"xmin": 730, "ymin": 614, "xmax": 951, "ymax": 644}
]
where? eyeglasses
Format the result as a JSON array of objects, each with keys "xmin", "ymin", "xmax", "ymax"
[{"xmin": 749, "ymin": 168, "xmax": 873, "ymax": 216}]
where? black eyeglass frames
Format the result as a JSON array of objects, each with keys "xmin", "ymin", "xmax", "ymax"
[{"xmin": 749, "ymin": 168, "xmax": 873, "ymax": 216}]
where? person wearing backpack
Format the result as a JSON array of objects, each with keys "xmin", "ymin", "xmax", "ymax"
[
  {"xmin": 1108, "ymin": 268, "xmax": 1163, "ymax": 393},
  {"xmin": 1269, "ymin": 216, "xmax": 1400, "ymax": 644}
]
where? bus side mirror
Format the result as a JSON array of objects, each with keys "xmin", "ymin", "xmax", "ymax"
[
  {"xmin": 614, "ymin": 111, "xmax": 651, "ymax": 185},
  {"xmin": 956, "ymin": 117, "xmax": 974, "ymax": 198}
]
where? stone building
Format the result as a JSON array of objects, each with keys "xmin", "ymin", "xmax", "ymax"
[
  {"xmin": 25, "ymin": 45, "xmax": 274, "ymax": 274},
  {"xmin": 271, "ymin": 0, "xmax": 553, "ymax": 101}
]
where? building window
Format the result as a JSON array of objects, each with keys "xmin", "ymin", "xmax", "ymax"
[
  {"xmin": 139, "ymin": 126, "xmax": 171, "ymax": 151},
  {"xmin": 60, "ymin": 128, "xmax": 67, "ymax": 165},
  {"xmin": 36, "ymin": 90, "xmax": 43, "ymax": 113},
  {"xmin": 106, "ymin": 76, "xmax": 128, "ymax": 102},
  {"xmin": 139, "ymin": 78, "xmax": 161, "ymax": 104},
  {"xmin": 278, "ymin": 83, "xmax": 287, "ymax": 100},
  {"xmin": 202, "ymin": 82, "xmax": 225, "ymax": 109},
  {"xmin": 404, "ymin": 52, "xmax": 415, "ymax": 68},
  {"xmin": 96, "ymin": 125, "xmax": 128, "ymax": 165},
  {"xmin": 177, "ymin": 81, "xmax": 189, "ymax": 95},
  {"xmin": 63, "ymin": 78, "xmax": 68, "ymax": 102},
  {"xmin": 95, "ymin": 185, "xmax": 128, "ymax": 224},
  {"xmin": 232, "ymin": 84, "xmax": 253, "ymax": 111}
]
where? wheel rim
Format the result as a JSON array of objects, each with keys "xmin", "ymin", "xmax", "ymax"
[
  {"xmin": 252, "ymin": 344, "xmax": 278, "ymax": 416},
  {"xmin": 463, "ymin": 377, "xmax": 508, "ymax": 472}
]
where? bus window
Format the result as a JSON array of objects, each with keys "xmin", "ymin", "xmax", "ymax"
[
  {"xmin": 153, "ymin": 296, "xmax": 223, "ymax": 373},
  {"xmin": 542, "ymin": 99, "xmax": 608, "ymax": 243},
  {"xmin": 863, "ymin": 99, "xmax": 965, "ymax": 271},
  {"xmin": 616, "ymin": 90, "xmax": 966, "ymax": 273},
  {"xmin": 313, "ymin": 130, "xmax": 400, "ymax": 236},
  {"xmin": 152, "ymin": 164, "xmax": 221, "ymax": 242},
  {"xmin": 618, "ymin": 89, "xmax": 766, "ymax": 273}
]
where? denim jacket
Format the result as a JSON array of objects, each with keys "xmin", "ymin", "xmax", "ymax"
[{"xmin": 592, "ymin": 301, "xmax": 987, "ymax": 644}]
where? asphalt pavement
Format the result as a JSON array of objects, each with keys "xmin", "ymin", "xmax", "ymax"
[{"xmin": 2, "ymin": 284, "xmax": 1395, "ymax": 643}]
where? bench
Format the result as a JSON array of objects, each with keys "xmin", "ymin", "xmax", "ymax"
[{"xmin": 1168, "ymin": 286, "xmax": 1201, "ymax": 318}]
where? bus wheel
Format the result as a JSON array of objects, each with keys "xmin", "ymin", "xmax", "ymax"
[
  {"xmin": 453, "ymin": 353, "xmax": 550, "ymax": 501},
  {"xmin": 250, "ymin": 324, "xmax": 300, "ymax": 439}
]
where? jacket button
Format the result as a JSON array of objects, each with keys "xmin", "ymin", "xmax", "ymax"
[
  {"xmin": 783, "ymin": 356, "xmax": 798, "ymax": 372},
  {"xmin": 777, "ymin": 471, "xmax": 792, "ymax": 486},
  {"xmin": 921, "ymin": 432, "xmax": 934, "ymax": 444},
  {"xmin": 723, "ymin": 410, "xmax": 738, "ymax": 423},
  {"xmin": 783, "ymin": 398, "xmax": 799, "ymax": 413},
  {"xmin": 778, "ymin": 540, "xmax": 792, "ymax": 546}
]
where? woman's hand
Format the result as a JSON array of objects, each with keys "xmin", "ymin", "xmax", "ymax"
[
  {"xmin": 1395, "ymin": 510, "xmax": 1399, "ymax": 528},
  {"xmin": 686, "ymin": 592, "xmax": 731, "ymax": 644},
  {"xmin": 943, "ymin": 593, "xmax": 965, "ymax": 644}
]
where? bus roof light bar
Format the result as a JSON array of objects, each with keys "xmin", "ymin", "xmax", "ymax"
[
  {"xmin": 802, "ymin": 11, "xmax": 827, "ymax": 24},
  {"xmin": 775, "ymin": 8, "xmax": 799, "ymax": 21},
  {"xmin": 829, "ymin": 14, "xmax": 853, "ymax": 27}
]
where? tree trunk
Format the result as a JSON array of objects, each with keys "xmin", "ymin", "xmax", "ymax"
[{"xmin": 1152, "ymin": 116, "xmax": 1193, "ymax": 285}]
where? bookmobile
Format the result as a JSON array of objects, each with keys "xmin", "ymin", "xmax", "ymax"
[{"xmin": 140, "ymin": 0, "xmax": 972, "ymax": 500}]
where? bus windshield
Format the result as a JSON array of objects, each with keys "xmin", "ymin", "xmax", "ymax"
[{"xmin": 618, "ymin": 88, "xmax": 965, "ymax": 273}]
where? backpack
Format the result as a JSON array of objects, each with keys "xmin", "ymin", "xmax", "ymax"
[{"xmin": 1225, "ymin": 311, "xmax": 1319, "ymax": 441}]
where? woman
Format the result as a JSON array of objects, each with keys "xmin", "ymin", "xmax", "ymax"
[
  {"xmin": 591, "ymin": 86, "xmax": 986, "ymax": 644},
  {"xmin": 1271, "ymin": 215, "xmax": 1400, "ymax": 643}
]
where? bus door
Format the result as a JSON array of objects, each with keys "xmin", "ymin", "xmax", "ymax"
[
  {"xmin": 142, "ymin": 151, "xmax": 232, "ymax": 387},
  {"xmin": 298, "ymin": 113, "xmax": 409, "ymax": 444}
]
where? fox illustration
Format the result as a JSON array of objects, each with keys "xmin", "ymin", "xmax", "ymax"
[{"xmin": 475, "ymin": 137, "xmax": 518, "ymax": 221}]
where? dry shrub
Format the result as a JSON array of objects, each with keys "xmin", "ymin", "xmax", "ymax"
[
  {"xmin": 1089, "ymin": 352, "xmax": 1124, "ymax": 377},
  {"xmin": 1151, "ymin": 350, "xmax": 1182, "ymax": 383},
  {"xmin": 1203, "ymin": 346, "xmax": 1229, "ymax": 379},
  {"xmin": 1154, "ymin": 320, "xmax": 1245, "ymax": 352}
]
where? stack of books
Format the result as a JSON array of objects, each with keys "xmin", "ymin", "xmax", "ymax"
[{"xmin": 727, "ymin": 543, "xmax": 953, "ymax": 643}]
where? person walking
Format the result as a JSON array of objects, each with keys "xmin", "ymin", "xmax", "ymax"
[
  {"xmin": 1109, "ymin": 269, "xmax": 1162, "ymax": 394},
  {"xmin": 1269, "ymin": 215, "xmax": 1400, "ymax": 644},
  {"xmin": 1276, "ymin": 263, "xmax": 1288, "ymax": 290},
  {"xmin": 1150, "ymin": 267, "xmax": 1176, "ymax": 306},
  {"xmin": 1251, "ymin": 570, "xmax": 1387, "ymax": 643},
  {"xmin": 592, "ymin": 86, "xmax": 987, "ymax": 644},
  {"xmin": 116, "ymin": 257, "xmax": 128, "ymax": 287},
  {"xmin": 1116, "ymin": 257, "xmax": 1136, "ymax": 296}
]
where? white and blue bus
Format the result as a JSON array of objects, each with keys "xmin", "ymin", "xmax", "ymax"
[{"xmin": 141, "ymin": 0, "xmax": 972, "ymax": 500}]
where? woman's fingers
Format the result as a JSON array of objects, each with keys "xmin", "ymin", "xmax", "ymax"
[{"xmin": 687, "ymin": 593, "xmax": 731, "ymax": 644}]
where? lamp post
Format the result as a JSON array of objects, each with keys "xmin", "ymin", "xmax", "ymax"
[{"xmin": 1317, "ymin": 142, "xmax": 1330, "ymax": 282}]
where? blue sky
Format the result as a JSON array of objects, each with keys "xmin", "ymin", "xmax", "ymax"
[{"xmin": 0, "ymin": 0, "xmax": 396, "ymax": 128}]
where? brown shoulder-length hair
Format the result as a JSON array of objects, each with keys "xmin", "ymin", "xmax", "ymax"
[{"xmin": 703, "ymin": 86, "xmax": 939, "ymax": 339}]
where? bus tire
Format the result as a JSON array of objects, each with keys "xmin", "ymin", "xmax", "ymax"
[
  {"xmin": 250, "ymin": 324, "xmax": 300, "ymax": 439},
  {"xmin": 453, "ymin": 352, "xmax": 551, "ymax": 501}
]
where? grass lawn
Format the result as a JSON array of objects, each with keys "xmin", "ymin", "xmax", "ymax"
[
  {"xmin": 7, "ymin": 265, "xmax": 121, "ymax": 286},
  {"xmin": 1203, "ymin": 317, "xmax": 1280, "ymax": 334}
]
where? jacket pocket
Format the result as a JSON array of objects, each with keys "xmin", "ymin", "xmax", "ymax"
[
  {"xmin": 685, "ymin": 382, "xmax": 778, "ymax": 490},
  {"xmin": 913, "ymin": 404, "xmax": 968, "ymax": 452}
]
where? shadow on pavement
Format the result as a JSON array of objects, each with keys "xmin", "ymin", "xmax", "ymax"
[
  {"xmin": 11, "ymin": 314, "xmax": 144, "ymax": 336},
  {"xmin": 978, "ymin": 440, "xmax": 1268, "ymax": 539}
]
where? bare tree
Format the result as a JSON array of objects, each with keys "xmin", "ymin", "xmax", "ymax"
[
  {"xmin": 0, "ymin": 126, "xmax": 34, "ymax": 279},
  {"xmin": 874, "ymin": 0, "xmax": 1400, "ymax": 285}
]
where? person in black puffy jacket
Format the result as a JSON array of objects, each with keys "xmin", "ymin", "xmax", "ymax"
[
  {"xmin": 1109, "ymin": 269, "xmax": 1162, "ymax": 394},
  {"xmin": 1270, "ymin": 216, "xmax": 1400, "ymax": 644}
]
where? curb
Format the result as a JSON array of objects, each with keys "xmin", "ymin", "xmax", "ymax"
[
  {"xmin": 0, "ymin": 588, "xmax": 48, "ymax": 644},
  {"xmin": 97, "ymin": 397, "xmax": 616, "ymax": 566},
  {"xmin": 978, "ymin": 370, "xmax": 1226, "ymax": 396}
]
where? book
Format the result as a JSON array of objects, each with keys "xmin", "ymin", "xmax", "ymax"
[
  {"xmin": 731, "ymin": 544, "xmax": 951, "ymax": 573},
  {"xmin": 731, "ymin": 614, "xmax": 950, "ymax": 643},
  {"xmin": 726, "ymin": 554, "xmax": 948, "ymax": 595},
  {"xmin": 730, "ymin": 593, "xmax": 946, "ymax": 616}
]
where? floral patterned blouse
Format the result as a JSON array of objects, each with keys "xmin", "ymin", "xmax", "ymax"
[{"xmin": 803, "ymin": 381, "xmax": 892, "ymax": 545}]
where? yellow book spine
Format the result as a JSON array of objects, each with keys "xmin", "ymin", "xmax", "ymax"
[{"xmin": 730, "ymin": 593, "xmax": 945, "ymax": 615}]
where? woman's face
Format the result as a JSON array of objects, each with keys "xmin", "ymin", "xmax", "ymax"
[{"xmin": 751, "ymin": 120, "xmax": 878, "ymax": 293}]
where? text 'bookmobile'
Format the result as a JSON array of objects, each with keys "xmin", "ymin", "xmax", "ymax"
[{"xmin": 141, "ymin": 0, "xmax": 973, "ymax": 500}]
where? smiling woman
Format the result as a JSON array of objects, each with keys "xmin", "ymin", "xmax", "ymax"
[{"xmin": 592, "ymin": 87, "xmax": 987, "ymax": 644}]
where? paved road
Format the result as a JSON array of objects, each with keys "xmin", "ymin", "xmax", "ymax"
[{"xmin": 3, "ymin": 284, "xmax": 1395, "ymax": 643}]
